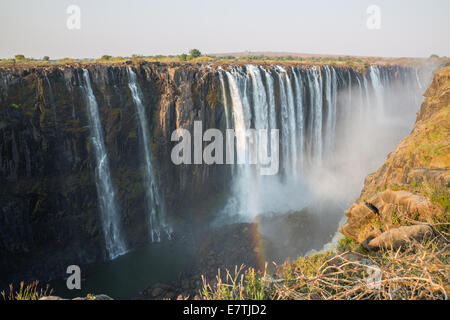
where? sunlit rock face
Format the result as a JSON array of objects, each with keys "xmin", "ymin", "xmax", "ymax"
[
  {"xmin": 0, "ymin": 62, "xmax": 431, "ymax": 285},
  {"xmin": 340, "ymin": 67, "xmax": 449, "ymax": 245}
]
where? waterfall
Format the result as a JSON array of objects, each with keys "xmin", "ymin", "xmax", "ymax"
[
  {"xmin": 127, "ymin": 67, "xmax": 171, "ymax": 242},
  {"xmin": 247, "ymin": 64, "xmax": 269, "ymax": 163},
  {"xmin": 330, "ymin": 67, "xmax": 338, "ymax": 156},
  {"xmin": 282, "ymin": 67, "xmax": 298, "ymax": 178},
  {"xmin": 323, "ymin": 66, "xmax": 332, "ymax": 159},
  {"xmin": 275, "ymin": 66, "xmax": 294, "ymax": 177},
  {"xmin": 221, "ymin": 69, "xmax": 258, "ymax": 218},
  {"xmin": 217, "ymin": 64, "xmax": 427, "ymax": 222},
  {"xmin": 218, "ymin": 71, "xmax": 231, "ymax": 131},
  {"xmin": 311, "ymin": 67, "xmax": 323, "ymax": 164},
  {"xmin": 291, "ymin": 67, "xmax": 304, "ymax": 172},
  {"xmin": 44, "ymin": 75, "xmax": 58, "ymax": 129},
  {"xmin": 369, "ymin": 65, "xmax": 385, "ymax": 121},
  {"xmin": 80, "ymin": 69, "xmax": 126, "ymax": 259}
]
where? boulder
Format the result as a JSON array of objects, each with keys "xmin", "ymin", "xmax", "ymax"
[
  {"xmin": 39, "ymin": 296, "xmax": 67, "ymax": 300},
  {"xmin": 340, "ymin": 189, "xmax": 438, "ymax": 243},
  {"xmin": 151, "ymin": 286, "xmax": 164, "ymax": 298},
  {"xmin": 362, "ymin": 225, "xmax": 433, "ymax": 251}
]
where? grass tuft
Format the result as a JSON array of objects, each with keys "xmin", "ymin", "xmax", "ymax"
[{"xmin": 1, "ymin": 280, "xmax": 53, "ymax": 300}]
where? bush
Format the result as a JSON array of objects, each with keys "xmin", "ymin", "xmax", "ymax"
[
  {"xmin": 1, "ymin": 281, "xmax": 53, "ymax": 300},
  {"xmin": 189, "ymin": 49, "xmax": 202, "ymax": 59},
  {"xmin": 179, "ymin": 53, "xmax": 188, "ymax": 62}
]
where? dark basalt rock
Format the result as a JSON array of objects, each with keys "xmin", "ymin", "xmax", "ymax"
[{"xmin": 0, "ymin": 62, "xmax": 227, "ymax": 286}]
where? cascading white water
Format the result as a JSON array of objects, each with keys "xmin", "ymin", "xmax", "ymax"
[
  {"xmin": 221, "ymin": 69, "xmax": 258, "ymax": 218},
  {"xmin": 127, "ymin": 67, "xmax": 172, "ymax": 242},
  {"xmin": 291, "ymin": 67, "xmax": 305, "ymax": 172},
  {"xmin": 218, "ymin": 71, "xmax": 231, "ymax": 131},
  {"xmin": 218, "ymin": 64, "xmax": 428, "ymax": 222},
  {"xmin": 323, "ymin": 66, "xmax": 333, "ymax": 159},
  {"xmin": 369, "ymin": 65, "xmax": 385, "ymax": 121},
  {"xmin": 280, "ymin": 67, "xmax": 298, "ymax": 178},
  {"xmin": 247, "ymin": 65, "xmax": 270, "ymax": 163},
  {"xmin": 80, "ymin": 69, "xmax": 126, "ymax": 259},
  {"xmin": 44, "ymin": 75, "xmax": 58, "ymax": 128},
  {"xmin": 275, "ymin": 66, "xmax": 293, "ymax": 176},
  {"xmin": 311, "ymin": 67, "xmax": 323, "ymax": 164}
]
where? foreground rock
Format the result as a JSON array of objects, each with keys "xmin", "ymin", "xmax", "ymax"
[
  {"xmin": 40, "ymin": 294, "xmax": 113, "ymax": 300},
  {"xmin": 362, "ymin": 225, "xmax": 433, "ymax": 251},
  {"xmin": 340, "ymin": 189, "xmax": 438, "ymax": 243}
]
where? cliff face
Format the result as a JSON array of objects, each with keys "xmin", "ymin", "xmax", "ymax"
[
  {"xmin": 340, "ymin": 67, "xmax": 450, "ymax": 243},
  {"xmin": 0, "ymin": 61, "xmax": 425, "ymax": 285},
  {"xmin": 0, "ymin": 62, "xmax": 228, "ymax": 284}
]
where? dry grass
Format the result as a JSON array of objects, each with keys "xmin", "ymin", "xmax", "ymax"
[
  {"xmin": 1, "ymin": 280, "xmax": 53, "ymax": 300},
  {"xmin": 200, "ymin": 235, "xmax": 449, "ymax": 300},
  {"xmin": 201, "ymin": 264, "xmax": 268, "ymax": 300}
]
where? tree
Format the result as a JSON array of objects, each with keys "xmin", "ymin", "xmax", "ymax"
[
  {"xmin": 42, "ymin": 56, "xmax": 50, "ymax": 61},
  {"xmin": 101, "ymin": 55, "xmax": 112, "ymax": 60},
  {"xmin": 189, "ymin": 49, "xmax": 201, "ymax": 59},
  {"xmin": 179, "ymin": 53, "xmax": 188, "ymax": 62},
  {"xmin": 430, "ymin": 54, "xmax": 439, "ymax": 59},
  {"xmin": 14, "ymin": 54, "xmax": 25, "ymax": 60}
]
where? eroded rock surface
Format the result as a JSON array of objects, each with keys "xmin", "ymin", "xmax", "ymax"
[{"xmin": 340, "ymin": 67, "xmax": 450, "ymax": 247}]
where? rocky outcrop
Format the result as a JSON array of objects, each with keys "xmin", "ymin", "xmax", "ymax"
[
  {"xmin": 340, "ymin": 189, "xmax": 439, "ymax": 242},
  {"xmin": 340, "ymin": 67, "xmax": 450, "ymax": 246},
  {"xmin": 362, "ymin": 225, "xmax": 433, "ymax": 251}
]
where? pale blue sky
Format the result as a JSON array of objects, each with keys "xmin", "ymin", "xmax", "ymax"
[{"xmin": 0, "ymin": 0, "xmax": 449, "ymax": 59}]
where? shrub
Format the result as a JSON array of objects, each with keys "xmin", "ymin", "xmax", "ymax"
[
  {"xmin": 189, "ymin": 49, "xmax": 202, "ymax": 59},
  {"xmin": 179, "ymin": 53, "xmax": 188, "ymax": 62},
  {"xmin": 1, "ymin": 281, "xmax": 53, "ymax": 300},
  {"xmin": 201, "ymin": 264, "xmax": 268, "ymax": 300}
]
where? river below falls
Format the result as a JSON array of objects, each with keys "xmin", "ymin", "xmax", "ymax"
[{"xmin": 51, "ymin": 240, "xmax": 192, "ymax": 299}]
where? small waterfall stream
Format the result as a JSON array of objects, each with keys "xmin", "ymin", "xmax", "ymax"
[
  {"xmin": 127, "ymin": 67, "xmax": 171, "ymax": 242},
  {"xmin": 80, "ymin": 69, "xmax": 127, "ymax": 259}
]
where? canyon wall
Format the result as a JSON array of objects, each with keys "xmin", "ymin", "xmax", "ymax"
[{"xmin": 0, "ymin": 62, "xmax": 426, "ymax": 284}]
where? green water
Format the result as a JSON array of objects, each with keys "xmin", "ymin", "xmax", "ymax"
[{"xmin": 51, "ymin": 241, "xmax": 191, "ymax": 299}]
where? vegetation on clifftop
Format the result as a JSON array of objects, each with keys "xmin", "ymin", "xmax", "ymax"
[{"xmin": 1, "ymin": 53, "xmax": 448, "ymax": 72}]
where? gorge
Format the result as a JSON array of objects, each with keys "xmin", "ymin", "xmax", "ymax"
[{"xmin": 0, "ymin": 61, "xmax": 435, "ymax": 298}]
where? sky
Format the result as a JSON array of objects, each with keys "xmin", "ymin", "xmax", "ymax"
[{"xmin": 0, "ymin": 0, "xmax": 449, "ymax": 59}]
